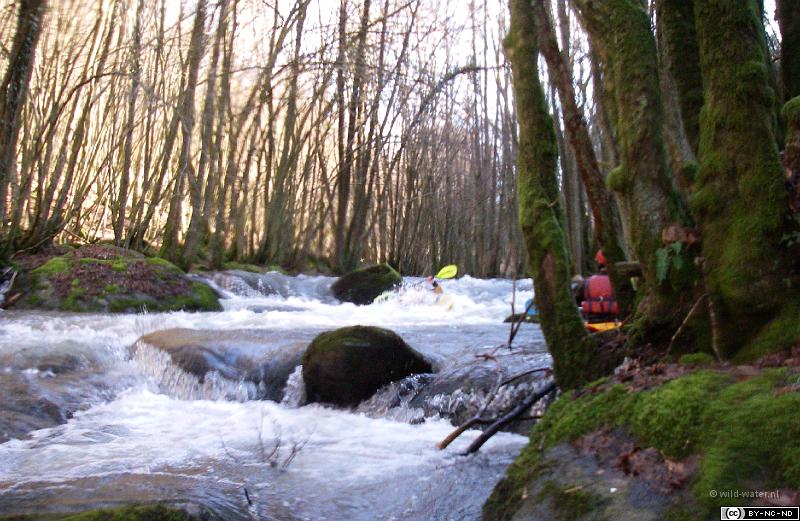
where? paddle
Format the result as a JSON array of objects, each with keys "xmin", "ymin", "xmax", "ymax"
[{"xmin": 434, "ymin": 264, "xmax": 458, "ymax": 279}]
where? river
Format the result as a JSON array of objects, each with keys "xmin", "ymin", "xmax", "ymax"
[{"xmin": 0, "ymin": 272, "xmax": 549, "ymax": 520}]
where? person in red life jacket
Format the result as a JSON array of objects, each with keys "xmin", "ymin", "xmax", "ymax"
[{"xmin": 580, "ymin": 250, "xmax": 619, "ymax": 323}]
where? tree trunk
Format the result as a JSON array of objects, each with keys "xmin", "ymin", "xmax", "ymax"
[
  {"xmin": 114, "ymin": 0, "xmax": 144, "ymax": 246},
  {"xmin": 571, "ymin": 0, "xmax": 689, "ymax": 325},
  {"xmin": 777, "ymin": 0, "xmax": 800, "ymax": 99},
  {"xmin": 533, "ymin": 1, "xmax": 634, "ymax": 315},
  {"xmin": 655, "ymin": 0, "xmax": 703, "ymax": 155},
  {"xmin": 0, "ymin": 0, "xmax": 46, "ymax": 246},
  {"xmin": 182, "ymin": 0, "xmax": 228, "ymax": 269},
  {"xmin": 692, "ymin": 0, "xmax": 799, "ymax": 358},
  {"xmin": 161, "ymin": 0, "xmax": 208, "ymax": 262},
  {"xmin": 506, "ymin": 0, "xmax": 596, "ymax": 390}
]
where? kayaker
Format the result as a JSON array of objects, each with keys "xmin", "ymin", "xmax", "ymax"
[
  {"xmin": 580, "ymin": 250, "xmax": 618, "ymax": 323},
  {"xmin": 426, "ymin": 276, "xmax": 444, "ymax": 295}
]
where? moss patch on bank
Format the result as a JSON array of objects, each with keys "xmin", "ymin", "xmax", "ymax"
[
  {"xmin": 483, "ymin": 365, "xmax": 800, "ymax": 520},
  {"xmin": 14, "ymin": 245, "xmax": 221, "ymax": 313},
  {"xmin": 0, "ymin": 504, "xmax": 201, "ymax": 521}
]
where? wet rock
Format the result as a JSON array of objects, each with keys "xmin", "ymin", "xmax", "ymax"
[
  {"xmin": 13, "ymin": 245, "xmax": 221, "ymax": 313},
  {"xmin": 330, "ymin": 264, "xmax": 401, "ymax": 305},
  {"xmin": 494, "ymin": 440, "xmax": 683, "ymax": 521},
  {"xmin": 302, "ymin": 326, "xmax": 432, "ymax": 406},
  {"xmin": 0, "ymin": 373, "xmax": 66, "ymax": 443},
  {"xmin": 136, "ymin": 328, "xmax": 307, "ymax": 401}
]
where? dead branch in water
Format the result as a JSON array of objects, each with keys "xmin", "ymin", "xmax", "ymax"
[{"xmin": 462, "ymin": 380, "xmax": 556, "ymax": 455}]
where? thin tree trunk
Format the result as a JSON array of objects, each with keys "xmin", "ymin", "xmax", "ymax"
[{"xmin": 0, "ymin": 0, "xmax": 47, "ymax": 249}]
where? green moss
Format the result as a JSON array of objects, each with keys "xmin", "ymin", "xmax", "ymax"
[
  {"xmin": 104, "ymin": 284, "xmax": 121, "ymax": 294},
  {"xmin": 657, "ymin": 0, "xmax": 703, "ymax": 152},
  {"xmin": 506, "ymin": 0, "xmax": 598, "ymax": 391},
  {"xmin": 678, "ymin": 352, "xmax": 715, "ymax": 366},
  {"xmin": 537, "ymin": 481, "xmax": 607, "ymax": 521},
  {"xmin": 605, "ymin": 165, "xmax": 628, "ymax": 193},
  {"xmin": 536, "ymin": 385, "xmax": 636, "ymax": 447},
  {"xmin": 174, "ymin": 282, "xmax": 222, "ymax": 312},
  {"xmin": 692, "ymin": 0, "xmax": 793, "ymax": 356},
  {"xmin": 694, "ymin": 369, "xmax": 800, "ymax": 507},
  {"xmin": 61, "ymin": 287, "xmax": 87, "ymax": 312},
  {"xmin": 112, "ymin": 260, "xmax": 128, "ymax": 272},
  {"xmin": 0, "ymin": 504, "xmax": 200, "ymax": 520},
  {"xmin": 330, "ymin": 263, "xmax": 402, "ymax": 305},
  {"xmin": 734, "ymin": 301, "xmax": 800, "ymax": 362},
  {"xmin": 32, "ymin": 257, "xmax": 71, "ymax": 276},
  {"xmin": 488, "ymin": 367, "xmax": 800, "ymax": 519},
  {"xmin": 632, "ymin": 371, "xmax": 730, "ymax": 458},
  {"xmin": 71, "ymin": 278, "xmax": 80, "ymax": 288},
  {"xmin": 783, "ymin": 96, "xmax": 800, "ymax": 126},
  {"xmin": 145, "ymin": 257, "xmax": 181, "ymax": 272},
  {"xmin": 679, "ymin": 161, "xmax": 698, "ymax": 185}
]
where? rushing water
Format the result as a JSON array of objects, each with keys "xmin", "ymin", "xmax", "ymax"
[{"xmin": 0, "ymin": 272, "xmax": 549, "ymax": 520}]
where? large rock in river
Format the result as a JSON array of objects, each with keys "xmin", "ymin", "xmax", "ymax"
[
  {"xmin": 134, "ymin": 328, "xmax": 308, "ymax": 401},
  {"xmin": 330, "ymin": 263, "xmax": 401, "ymax": 305},
  {"xmin": 14, "ymin": 245, "xmax": 221, "ymax": 313},
  {"xmin": 302, "ymin": 326, "xmax": 432, "ymax": 406}
]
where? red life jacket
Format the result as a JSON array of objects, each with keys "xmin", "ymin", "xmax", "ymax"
[{"xmin": 581, "ymin": 274, "xmax": 618, "ymax": 317}]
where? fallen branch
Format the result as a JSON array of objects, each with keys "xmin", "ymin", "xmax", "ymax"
[
  {"xmin": 666, "ymin": 293, "xmax": 707, "ymax": 356},
  {"xmin": 462, "ymin": 381, "xmax": 556, "ymax": 455}
]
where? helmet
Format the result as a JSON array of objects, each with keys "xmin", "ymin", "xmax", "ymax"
[{"xmin": 594, "ymin": 250, "xmax": 607, "ymax": 267}]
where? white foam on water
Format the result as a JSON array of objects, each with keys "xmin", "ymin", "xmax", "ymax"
[{"xmin": 0, "ymin": 387, "xmax": 526, "ymax": 484}]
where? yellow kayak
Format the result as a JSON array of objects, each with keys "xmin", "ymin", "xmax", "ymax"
[{"xmin": 585, "ymin": 321, "xmax": 620, "ymax": 332}]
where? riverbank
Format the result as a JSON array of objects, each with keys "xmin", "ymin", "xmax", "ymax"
[{"xmin": 483, "ymin": 351, "xmax": 800, "ymax": 520}]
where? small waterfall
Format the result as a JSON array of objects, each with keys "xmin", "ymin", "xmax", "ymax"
[
  {"xmin": 131, "ymin": 340, "xmax": 259, "ymax": 401},
  {"xmin": 355, "ymin": 374, "xmax": 433, "ymax": 423},
  {"xmin": 280, "ymin": 365, "xmax": 306, "ymax": 407},
  {"xmin": 357, "ymin": 374, "xmax": 553, "ymax": 427}
]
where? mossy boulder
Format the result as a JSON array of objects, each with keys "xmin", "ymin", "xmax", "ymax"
[
  {"xmin": 302, "ymin": 326, "xmax": 432, "ymax": 406},
  {"xmin": 330, "ymin": 264, "xmax": 402, "ymax": 305},
  {"xmin": 0, "ymin": 504, "xmax": 204, "ymax": 520},
  {"xmin": 13, "ymin": 245, "xmax": 221, "ymax": 313},
  {"xmin": 483, "ymin": 365, "xmax": 800, "ymax": 521}
]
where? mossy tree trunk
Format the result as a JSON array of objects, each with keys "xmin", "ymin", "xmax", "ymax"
[
  {"xmin": 692, "ymin": 0, "xmax": 799, "ymax": 357},
  {"xmin": 532, "ymin": 1, "xmax": 634, "ymax": 317},
  {"xmin": 777, "ymin": 0, "xmax": 800, "ymax": 99},
  {"xmin": 571, "ymin": 0, "xmax": 692, "ymax": 328},
  {"xmin": 506, "ymin": 0, "xmax": 596, "ymax": 390},
  {"xmin": 655, "ymin": 0, "xmax": 703, "ymax": 156}
]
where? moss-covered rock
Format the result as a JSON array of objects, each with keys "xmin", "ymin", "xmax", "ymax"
[
  {"xmin": 302, "ymin": 326, "xmax": 432, "ymax": 406},
  {"xmin": 482, "ymin": 365, "xmax": 800, "ymax": 520},
  {"xmin": 13, "ymin": 245, "xmax": 221, "ymax": 313},
  {"xmin": 329, "ymin": 264, "xmax": 402, "ymax": 305},
  {"xmin": 0, "ymin": 504, "xmax": 203, "ymax": 520}
]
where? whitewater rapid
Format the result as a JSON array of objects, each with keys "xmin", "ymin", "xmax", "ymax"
[{"xmin": 0, "ymin": 271, "xmax": 548, "ymax": 520}]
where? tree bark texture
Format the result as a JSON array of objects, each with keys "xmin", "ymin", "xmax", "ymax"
[
  {"xmin": 0, "ymin": 0, "xmax": 47, "ymax": 242},
  {"xmin": 506, "ymin": 0, "xmax": 596, "ymax": 390},
  {"xmin": 692, "ymin": 0, "xmax": 800, "ymax": 357},
  {"xmin": 571, "ymin": 0, "xmax": 688, "ymax": 321},
  {"xmin": 777, "ymin": 0, "xmax": 800, "ymax": 99}
]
